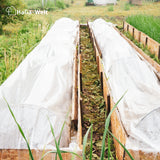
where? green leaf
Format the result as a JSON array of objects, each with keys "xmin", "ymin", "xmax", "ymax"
[
  {"xmin": 4, "ymin": 98, "xmax": 34, "ymax": 160},
  {"xmin": 83, "ymin": 125, "xmax": 92, "ymax": 160},
  {"xmin": 108, "ymin": 131, "xmax": 134, "ymax": 160},
  {"xmin": 89, "ymin": 123, "xmax": 93, "ymax": 160},
  {"xmin": 48, "ymin": 117, "xmax": 63, "ymax": 160},
  {"xmin": 55, "ymin": 111, "xmax": 69, "ymax": 160},
  {"xmin": 107, "ymin": 133, "xmax": 110, "ymax": 160},
  {"xmin": 100, "ymin": 91, "xmax": 127, "ymax": 160}
]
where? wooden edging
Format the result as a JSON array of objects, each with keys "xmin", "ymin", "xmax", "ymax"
[
  {"xmin": 123, "ymin": 21, "xmax": 160, "ymax": 59},
  {"xmin": 0, "ymin": 149, "xmax": 82, "ymax": 160},
  {"xmin": 77, "ymin": 24, "xmax": 83, "ymax": 150},
  {"xmin": 88, "ymin": 22, "xmax": 160, "ymax": 160},
  {"xmin": 0, "ymin": 26, "xmax": 82, "ymax": 160}
]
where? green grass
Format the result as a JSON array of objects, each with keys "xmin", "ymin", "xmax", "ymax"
[
  {"xmin": 24, "ymin": 0, "xmax": 71, "ymax": 9},
  {"xmin": 0, "ymin": 16, "xmax": 53, "ymax": 85},
  {"xmin": 126, "ymin": 15, "xmax": 160, "ymax": 43}
]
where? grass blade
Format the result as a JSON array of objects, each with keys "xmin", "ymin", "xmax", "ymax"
[
  {"xmin": 108, "ymin": 131, "xmax": 134, "ymax": 160},
  {"xmin": 107, "ymin": 133, "xmax": 110, "ymax": 160},
  {"xmin": 100, "ymin": 91, "xmax": 127, "ymax": 160},
  {"xmin": 55, "ymin": 111, "xmax": 69, "ymax": 160},
  {"xmin": 48, "ymin": 117, "xmax": 63, "ymax": 160},
  {"xmin": 4, "ymin": 98, "xmax": 34, "ymax": 160},
  {"xmin": 89, "ymin": 123, "xmax": 93, "ymax": 160},
  {"xmin": 83, "ymin": 125, "xmax": 92, "ymax": 160}
]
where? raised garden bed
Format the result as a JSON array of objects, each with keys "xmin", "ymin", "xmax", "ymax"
[
  {"xmin": 123, "ymin": 20, "xmax": 160, "ymax": 59},
  {"xmin": 88, "ymin": 20, "xmax": 160, "ymax": 160}
]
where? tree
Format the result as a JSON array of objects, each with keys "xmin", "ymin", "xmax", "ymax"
[{"xmin": 0, "ymin": 0, "xmax": 25, "ymax": 25}]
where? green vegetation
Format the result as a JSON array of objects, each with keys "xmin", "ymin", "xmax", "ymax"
[
  {"xmin": 123, "ymin": 31, "xmax": 160, "ymax": 64},
  {"xmin": 126, "ymin": 15, "xmax": 160, "ymax": 43},
  {"xmin": 24, "ymin": 0, "xmax": 71, "ymax": 10},
  {"xmin": 0, "ymin": 16, "xmax": 53, "ymax": 85},
  {"xmin": 108, "ymin": 5, "xmax": 114, "ymax": 11},
  {"xmin": 86, "ymin": 0, "xmax": 94, "ymax": 3},
  {"xmin": 124, "ymin": 2, "xmax": 130, "ymax": 11},
  {"xmin": 0, "ymin": 0, "xmax": 25, "ymax": 28}
]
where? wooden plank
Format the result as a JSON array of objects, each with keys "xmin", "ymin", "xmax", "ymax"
[
  {"xmin": 123, "ymin": 21, "xmax": 129, "ymax": 32},
  {"xmin": 110, "ymin": 100, "xmax": 126, "ymax": 160},
  {"xmin": 133, "ymin": 27, "xmax": 140, "ymax": 42},
  {"xmin": 72, "ymin": 45, "xmax": 78, "ymax": 120},
  {"xmin": 125, "ymin": 150, "xmax": 160, "ymax": 160},
  {"xmin": 77, "ymin": 26, "xmax": 83, "ymax": 149},
  {"xmin": 128, "ymin": 25, "xmax": 134, "ymax": 37},
  {"xmin": 0, "ymin": 149, "xmax": 82, "ymax": 160},
  {"xmin": 147, "ymin": 37, "xmax": 160, "ymax": 58},
  {"xmin": 102, "ymin": 72, "xmax": 109, "ymax": 113}
]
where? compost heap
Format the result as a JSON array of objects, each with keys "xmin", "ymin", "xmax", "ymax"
[
  {"xmin": 89, "ymin": 19, "xmax": 160, "ymax": 153},
  {"xmin": 0, "ymin": 18, "xmax": 79, "ymax": 150}
]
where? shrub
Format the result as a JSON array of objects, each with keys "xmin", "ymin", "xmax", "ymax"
[
  {"xmin": 108, "ymin": 5, "xmax": 114, "ymax": 11},
  {"xmin": 56, "ymin": 0, "xmax": 66, "ymax": 9},
  {"xmin": 0, "ymin": 0, "xmax": 25, "ymax": 25},
  {"xmin": 124, "ymin": 3, "xmax": 130, "ymax": 11}
]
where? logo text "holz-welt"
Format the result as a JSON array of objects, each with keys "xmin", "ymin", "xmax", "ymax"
[{"xmin": 6, "ymin": 6, "xmax": 48, "ymax": 15}]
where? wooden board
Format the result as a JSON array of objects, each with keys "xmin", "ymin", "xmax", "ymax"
[
  {"xmin": 0, "ymin": 149, "xmax": 82, "ymax": 160},
  {"xmin": 72, "ymin": 39, "xmax": 78, "ymax": 120},
  {"xmin": 133, "ymin": 27, "xmax": 140, "ymax": 42},
  {"xmin": 147, "ymin": 37, "xmax": 160, "ymax": 58},
  {"xmin": 140, "ymin": 31, "xmax": 147, "ymax": 46}
]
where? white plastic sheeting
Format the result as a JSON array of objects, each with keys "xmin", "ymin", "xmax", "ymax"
[
  {"xmin": 93, "ymin": 0, "xmax": 116, "ymax": 5},
  {"xmin": 0, "ymin": 18, "xmax": 79, "ymax": 150},
  {"xmin": 89, "ymin": 19, "xmax": 160, "ymax": 152}
]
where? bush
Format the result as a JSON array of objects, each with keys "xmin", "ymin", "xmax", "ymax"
[
  {"xmin": 0, "ymin": 0, "xmax": 25, "ymax": 25},
  {"xmin": 108, "ymin": 6, "xmax": 114, "ymax": 11},
  {"xmin": 56, "ymin": 0, "xmax": 66, "ymax": 9},
  {"xmin": 124, "ymin": 3, "xmax": 130, "ymax": 11}
]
